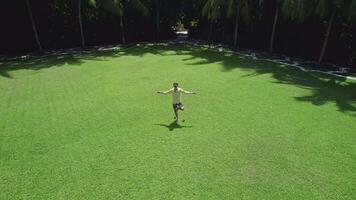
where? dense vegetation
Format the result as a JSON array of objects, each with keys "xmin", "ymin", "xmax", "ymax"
[{"xmin": 0, "ymin": 0, "xmax": 355, "ymax": 67}]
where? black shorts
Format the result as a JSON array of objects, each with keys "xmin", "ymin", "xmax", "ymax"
[{"xmin": 173, "ymin": 102, "xmax": 183, "ymax": 110}]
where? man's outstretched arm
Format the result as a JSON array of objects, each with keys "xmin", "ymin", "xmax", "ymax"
[
  {"xmin": 181, "ymin": 89, "xmax": 197, "ymax": 94},
  {"xmin": 157, "ymin": 89, "xmax": 172, "ymax": 94}
]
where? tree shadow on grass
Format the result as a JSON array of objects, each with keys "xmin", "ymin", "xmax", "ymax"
[
  {"xmin": 0, "ymin": 70, "xmax": 12, "ymax": 78},
  {"xmin": 0, "ymin": 43, "xmax": 180, "ymax": 79},
  {"xmin": 154, "ymin": 120, "xmax": 193, "ymax": 131},
  {"xmin": 139, "ymin": 44, "xmax": 356, "ymax": 116},
  {"xmin": 0, "ymin": 46, "xmax": 135, "ymax": 79},
  {"xmin": 292, "ymin": 76, "xmax": 356, "ymax": 115},
  {"xmin": 252, "ymin": 62, "xmax": 356, "ymax": 115}
]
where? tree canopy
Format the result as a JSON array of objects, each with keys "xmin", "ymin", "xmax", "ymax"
[{"xmin": 0, "ymin": 0, "xmax": 354, "ymax": 67}]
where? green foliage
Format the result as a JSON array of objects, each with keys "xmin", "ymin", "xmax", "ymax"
[
  {"xmin": 202, "ymin": 0, "xmax": 224, "ymax": 20},
  {"xmin": 282, "ymin": 0, "xmax": 315, "ymax": 23},
  {"xmin": 89, "ymin": 0, "xmax": 97, "ymax": 7},
  {"xmin": 350, "ymin": 0, "xmax": 356, "ymax": 21},
  {"xmin": 315, "ymin": 0, "xmax": 336, "ymax": 19},
  {"xmin": 101, "ymin": 0, "xmax": 124, "ymax": 16},
  {"xmin": 127, "ymin": 0, "xmax": 149, "ymax": 15},
  {"xmin": 190, "ymin": 19, "xmax": 199, "ymax": 27},
  {"xmin": 175, "ymin": 18, "xmax": 185, "ymax": 31},
  {"xmin": 2, "ymin": 0, "xmax": 355, "ymax": 65},
  {"xmin": 100, "ymin": 0, "xmax": 148, "ymax": 16},
  {"xmin": 311, "ymin": 0, "xmax": 356, "ymax": 21},
  {"xmin": 226, "ymin": 0, "xmax": 254, "ymax": 24},
  {"xmin": 226, "ymin": 0, "xmax": 238, "ymax": 17}
]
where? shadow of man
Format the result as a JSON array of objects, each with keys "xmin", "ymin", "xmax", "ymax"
[{"xmin": 154, "ymin": 120, "xmax": 192, "ymax": 131}]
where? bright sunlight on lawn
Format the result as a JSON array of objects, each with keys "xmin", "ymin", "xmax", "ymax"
[{"xmin": 1, "ymin": 44, "xmax": 355, "ymax": 199}]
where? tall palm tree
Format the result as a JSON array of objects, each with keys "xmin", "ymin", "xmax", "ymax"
[
  {"xmin": 282, "ymin": 0, "xmax": 355, "ymax": 63},
  {"xmin": 202, "ymin": 0, "xmax": 224, "ymax": 46},
  {"xmin": 101, "ymin": 0, "xmax": 125, "ymax": 43},
  {"xmin": 118, "ymin": 2, "xmax": 125, "ymax": 43},
  {"xmin": 315, "ymin": 0, "xmax": 338, "ymax": 63},
  {"xmin": 314, "ymin": 0, "xmax": 355, "ymax": 63},
  {"xmin": 78, "ymin": 0, "xmax": 96, "ymax": 47},
  {"xmin": 25, "ymin": 0, "xmax": 42, "ymax": 51},
  {"xmin": 315, "ymin": 0, "xmax": 356, "ymax": 63},
  {"xmin": 226, "ymin": 0, "xmax": 256, "ymax": 48},
  {"xmin": 348, "ymin": 0, "xmax": 356, "ymax": 22},
  {"xmin": 156, "ymin": 0, "xmax": 160, "ymax": 41},
  {"xmin": 281, "ymin": 0, "xmax": 314, "ymax": 23},
  {"xmin": 269, "ymin": 0, "xmax": 284, "ymax": 52},
  {"xmin": 101, "ymin": 0, "xmax": 148, "ymax": 44},
  {"xmin": 227, "ymin": 0, "xmax": 242, "ymax": 47},
  {"xmin": 268, "ymin": 0, "xmax": 315, "ymax": 53},
  {"xmin": 78, "ymin": 0, "xmax": 85, "ymax": 47}
]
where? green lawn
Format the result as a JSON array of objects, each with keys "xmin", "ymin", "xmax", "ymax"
[{"xmin": 1, "ymin": 44, "xmax": 356, "ymax": 199}]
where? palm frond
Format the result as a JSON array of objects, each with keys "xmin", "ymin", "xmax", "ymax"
[
  {"xmin": 226, "ymin": 0, "xmax": 236, "ymax": 18},
  {"xmin": 101, "ymin": 0, "xmax": 123, "ymax": 16},
  {"xmin": 89, "ymin": 0, "xmax": 97, "ymax": 7},
  {"xmin": 315, "ymin": 0, "xmax": 334, "ymax": 19},
  {"xmin": 127, "ymin": 0, "xmax": 148, "ymax": 16},
  {"xmin": 348, "ymin": 0, "xmax": 356, "ymax": 21},
  {"xmin": 239, "ymin": 0, "xmax": 247, "ymax": 24},
  {"xmin": 202, "ymin": 0, "xmax": 222, "ymax": 20}
]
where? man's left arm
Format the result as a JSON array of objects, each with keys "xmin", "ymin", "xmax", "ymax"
[{"xmin": 181, "ymin": 89, "xmax": 197, "ymax": 94}]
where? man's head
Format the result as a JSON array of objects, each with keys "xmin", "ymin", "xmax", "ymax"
[{"xmin": 173, "ymin": 82, "xmax": 178, "ymax": 88}]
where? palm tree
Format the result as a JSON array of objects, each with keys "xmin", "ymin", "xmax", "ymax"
[
  {"xmin": 348, "ymin": 0, "xmax": 356, "ymax": 22},
  {"xmin": 314, "ymin": 0, "xmax": 355, "ymax": 63},
  {"xmin": 269, "ymin": 0, "xmax": 315, "ymax": 53},
  {"xmin": 202, "ymin": 0, "xmax": 224, "ymax": 46},
  {"xmin": 78, "ymin": 0, "xmax": 85, "ymax": 47},
  {"xmin": 78, "ymin": 0, "xmax": 97, "ymax": 47},
  {"xmin": 315, "ymin": 0, "xmax": 356, "ymax": 63},
  {"xmin": 101, "ymin": 0, "xmax": 148, "ymax": 44},
  {"xmin": 118, "ymin": 2, "xmax": 125, "ymax": 44},
  {"xmin": 227, "ymin": 0, "xmax": 242, "ymax": 47},
  {"xmin": 269, "ymin": 0, "xmax": 284, "ymax": 52},
  {"xmin": 315, "ymin": 0, "xmax": 337, "ymax": 63},
  {"xmin": 156, "ymin": 0, "xmax": 160, "ymax": 40},
  {"xmin": 226, "ymin": 0, "xmax": 256, "ymax": 48},
  {"xmin": 282, "ymin": 0, "xmax": 355, "ymax": 63},
  {"xmin": 281, "ymin": 0, "xmax": 314, "ymax": 23},
  {"xmin": 25, "ymin": 0, "xmax": 42, "ymax": 51},
  {"xmin": 101, "ymin": 0, "xmax": 125, "ymax": 43}
]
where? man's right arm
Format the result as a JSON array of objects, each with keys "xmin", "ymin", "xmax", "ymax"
[{"xmin": 157, "ymin": 88, "xmax": 172, "ymax": 94}]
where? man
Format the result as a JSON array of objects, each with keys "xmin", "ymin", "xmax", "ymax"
[{"xmin": 157, "ymin": 82, "xmax": 196, "ymax": 121}]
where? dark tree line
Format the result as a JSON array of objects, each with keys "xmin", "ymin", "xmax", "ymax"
[{"xmin": 0, "ymin": 0, "xmax": 355, "ymax": 67}]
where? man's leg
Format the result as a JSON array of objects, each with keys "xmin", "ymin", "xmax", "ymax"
[
  {"xmin": 173, "ymin": 105, "xmax": 179, "ymax": 120},
  {"xmin": 178, "ymin": 103, "xmax": 185, "ymax": 122},
  {"xmin": 179, "ymin": 103, "xmax": 184, "ymax": 111}
]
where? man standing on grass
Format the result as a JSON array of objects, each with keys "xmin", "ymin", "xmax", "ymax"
[{"xmin": 157, "ymin": 82, "xmax": 196, "ymax": 121}]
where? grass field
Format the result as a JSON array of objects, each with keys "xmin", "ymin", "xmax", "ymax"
[{"xmin": 1, "ymin": 44, "xmax": 356, "ymax": 199}]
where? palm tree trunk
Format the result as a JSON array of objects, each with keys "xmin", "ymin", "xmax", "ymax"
[
  {"xmin": 78, "ymin": 0, "xmax": 85, "ymax": 47},
  {"xmin": 234, "ymin": 6, "xmax": 240, "ymax": 47},
  {"xmin": 208, "ymin": 20, "xmax": 213, "ymax": 47},
  {"xmin": 25, "ymin": 0, "xmax": 42, "ymax": 51},
  {"xmin": 269, "ymin": 5, "xmax": 279, "ymax": 52},
  {"xmin": 119, "ymin": 14, "xmax": 126, "ymax": 44},
  {"xmin": 318, "ymin": 12, "xmax": 335, "ymax": 63},
  {"xmin": 156, "ymin": 0, "xmax": 160, "ymax": 41},
  {"xmin": 221, "ymin": 21, "xmax": 224, "ymax": 41}
]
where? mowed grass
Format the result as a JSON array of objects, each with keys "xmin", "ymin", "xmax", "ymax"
[{"xmin": 1, "ymin": 44, "xmax": 356, "ymax": 199}]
